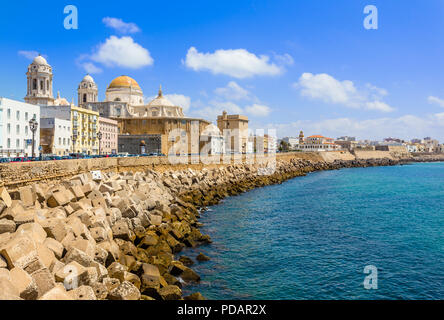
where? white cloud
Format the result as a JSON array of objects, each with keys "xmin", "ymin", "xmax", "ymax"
[
  {"xmin": 365, "ymin": 101, "xmax": 394, "ymax": 113},
  {"xmin": 294, "ymin": 73, "xmax": 395, "ymax": 112},
  {"xmin": 145, "ymin": 93, "xmax": 191, "ymax": 113},
  {"xmin": 91, "ymin": 36, "xmax": 153, "ymax": 69},
  {"xmin": 184, "ymin": 47, "xmax": 284, "ymax": 78},
  {"xmin": 18, "ymin": 50, "xmax": 44, "ymax": 60},
  {"xmin": 192, "ymin": 101, "xmax": 243, "ymax": 120},
  {"xmin": 102, "ymin": 17, "xmax": 140, "ymax": 34},
  {"xmin": 428, "ymin": 96, "xmax": 444, "ymax": 108},
  {"xmin": 214, "ymin": 81, "xmax": 253, "ymax": 101},
  {"xmin": 265, "ymin": 113, "xmax": 444, "ymax": 141},
  {"xmin": 274, "ymin": 53, "xmax": 294, "ymax": 66},
  {"xmin": 80, "ymin": 62, "xmax": 102, "ymax": 74},
  {"xmin": 245, "ymin": 104, "xmax": 271, "ymax": 117},
  {"xmin": 164, "ymin": 94, "xmax": 191, "ymax": 112}
]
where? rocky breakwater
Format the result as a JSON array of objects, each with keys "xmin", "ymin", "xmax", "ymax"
[{"xmin": 0, "ymin": 157, "xmax": 401, "ymax": 300}]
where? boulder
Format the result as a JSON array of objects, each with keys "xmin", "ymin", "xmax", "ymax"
[
  {"xmin": 108, "ymin": 281, "xmax": 141, "ymax": 300},
  {"xmin": 0, "ymin": 219, "xmax": 16, "ymax": 234},
  {"xmin": 31, "ymin": 268, "xmax": 56, "ymax": 298},
  {"xmin": 38, "ymin": 285, "xmax": 72, "ymax": 300},
  {"xmin": 0, "ymin": 235, "xmax": 38, "ymax": 270},
  {"xmin": 9, "ymin": 267, "xmax": 38, "ymax": 300},
  {"xmin": 196, "ymin": 253, "xmax": 210, "ymax": 262},
  {"xmin": 184, "ymin": 292, "xmax": 205, "ymax": 300},
  {"xmin": 67, "ymin": 285, "xmax": 97, "ymax": 300},
  {"xmin": 158, "ymin": 285, "xmax": 182, "ymax": 300},
  {"xmin": 43, "ymin": 238, "xmax": 64, "ymax": 260},
  {"xmin": 0, "ymin": 187, "xmax": 12, "ymax": 208}
]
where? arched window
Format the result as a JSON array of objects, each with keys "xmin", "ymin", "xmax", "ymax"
[
  {"xmin": 47, "ymin": 80, "xmax": 49, "ymax": 90},
  {"xmin": 40, "ymin": 81, "xmax": 44, "ymax": 91},
  {"xmin": 114, "ymin": 98, "xmax": 121, "ymax": 102},
  {"xmin": 33, "ymin": 79, "xmax": 37, "ymax": 90},
  {"xmin": 83, "ymin": 94, "xmax": 87, "ymax": 103}
]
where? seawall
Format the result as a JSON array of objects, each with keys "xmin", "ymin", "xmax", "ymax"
[
  {"xmin": 4, "ymin": 150, "xmax": 442, "ymax": 188},
  {"xmin": 0, "ymin": 151, "xmax": 443, "ymax": 300}
]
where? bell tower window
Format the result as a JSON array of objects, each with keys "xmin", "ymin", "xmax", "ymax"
[{"xmin": 33, "ymin": 79, "xmax": 37, "ymax": 90}]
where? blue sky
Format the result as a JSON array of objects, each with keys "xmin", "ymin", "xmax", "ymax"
[{"xmin": 1, "ymin": 0, "xmax": 444, "ymax": 140}]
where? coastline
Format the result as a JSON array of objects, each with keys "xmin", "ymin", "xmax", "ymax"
[{"xmin": 0, "ymin": 154, "xmax": 443, "ymax": 300}]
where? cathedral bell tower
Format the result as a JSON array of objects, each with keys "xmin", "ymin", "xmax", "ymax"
[
  {"xmin": 78, "ymin": 74, "xmax": 98, "ymax": 108},
  {"xmin": 25, "ymin": 54, "xmax": 54, "ymax": 105}
]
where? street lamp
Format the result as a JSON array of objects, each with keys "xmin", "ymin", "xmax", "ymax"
[
  {"xmin": 72, "ymin": 134, "xmax": 77, "ymax": 154},
  {"xmin": 29, "ymin": 117, "xmax": 38, "ymax": 158},
  {"xmin": 97, "ymin": 132, "xmax": 103, "ymax": 155}
]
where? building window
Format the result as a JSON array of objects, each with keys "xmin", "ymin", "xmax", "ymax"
[
  {"xmin": 16, "ymin": 111, "xmax": 20, "ymax": 120},
  {"xmin": 47, "ymin": 80, "xmax": 49, "ymax": 90},
  {"xmin": 25, "ymin": 112, "xmax": 28, "ymax": 121},
  {"xmin": 7, "ymin": 124, "xmax": 10, "ymax": 134},
  {"xmin": 25, "ymin": 126, "xmax": 28, "ymax": 135},
  {"xmin": 16, "ymin": 139, "xmax": 20, "ymax": 147},
  {"xmin": 59, "ymin": 137, "xmax": 61, "ymax": 145},
  {"xmin": 7, "ymin": 139, "xmax": 10, "ymax": 148},
  {"xmin": 40, "ymin": 81, "xmax": 44, "ymax": 91},
  {"xmin": 16, "ymin": 125, "xmax": 20, "ymax": 134},
  {"xmin": 83, "ymin": 94, "xmax": 87, "ymax": 103},
  {"xmin": 33, "ymin": 79, "xmax": 37, "ymax": 90}
]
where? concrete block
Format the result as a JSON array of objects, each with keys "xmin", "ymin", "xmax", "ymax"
[
  {"xmin": 62, "ymin": 247, "xmax": 93, "ymax": 267},
  {"xmin": 68, "ymin": 285, "xmax": 97, "ymax": 300},
  {"xmin": 38, "ymin": 285, "xmax": 72, "ymax": 300},
  {"xmin": 43, "ymin": 238, "xmax": 64, "ymax": 260},
  {"xmin": 0, "ymin": 235, "xmax": 38, "ymax": 270},
  {"xmin": 18, "ymin": 186, "xmax": 36, "ymax": 208},
  {"xmin": 108, "ymin": 281, "xmax": 140, "ymax": 300},
  {"xmin": 31, "ymin": 267, "xmax": 56, "ymax": 298},
  {"xmin": 0, "ymin": 187, "xmax": 12, "ymax": 208},
  {"xmin": 36, "ymin": 244, "xmax": 56, "ymax": 269},
  {"xmin": 10, "ymin": 267, "xmax": 38, "ymax": 300},
  {"xmin": 0, "ymin": 219, "xmax": 16, "ymax": 234},
  {"xmin": 16, "ymin": 223, "xmax": 47, "ymax": 244},
  {"xmin": 47, "ymin": 191, "xmax": 70, "ymax": 208}
]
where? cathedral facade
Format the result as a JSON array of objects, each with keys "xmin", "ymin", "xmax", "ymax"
[{"xmin": 84, "ymin": 75, "xmax": 212, "ymax": 155}]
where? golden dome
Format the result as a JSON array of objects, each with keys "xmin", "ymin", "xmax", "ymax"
[{"xmin": 108, "ymin": 76, "xmax": 141, "ymax": 90}]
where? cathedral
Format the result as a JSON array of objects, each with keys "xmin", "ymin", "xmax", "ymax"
[
  {"xmin": 80, "ymin": 75, "xmax": 212, "ymax": 155},
  {"xmin": 23, "ymin": 54, "xmax": 219, "ymax": 156}
]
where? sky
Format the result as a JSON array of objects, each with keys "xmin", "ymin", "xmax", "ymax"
[{"xmin": 1, "ymin": 0, "xmax": 444, "ymax": 141}]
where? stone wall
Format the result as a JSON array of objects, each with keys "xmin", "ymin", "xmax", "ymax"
[{"xmin": 1, "ymin": 150, "xmax": 441, "ymax": 187}]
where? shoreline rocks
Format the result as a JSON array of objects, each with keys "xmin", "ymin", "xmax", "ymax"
[{"xmin": 0, "ymin": 156, "xmax": 442, "ymax": 300}]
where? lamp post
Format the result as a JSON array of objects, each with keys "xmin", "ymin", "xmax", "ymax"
[
  {"xmin": 29, "ymin": 117, "xmax": 38, "ymax": 158},
  {"xmin": 97, "ymin": 132, "xmax": 103, "ymax": 155},
  {"xmin": 72, "ymin": 134, "xmax": 77, "ymax": 154}
]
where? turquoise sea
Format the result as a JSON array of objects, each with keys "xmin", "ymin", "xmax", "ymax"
[{"xmin": 182, "ymin": 162, "xmax": 444, "ymax": 299}]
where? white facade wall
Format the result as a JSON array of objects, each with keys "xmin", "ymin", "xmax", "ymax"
[
  {"xmin": 0, "ymin": 98, "xmax": 40, "ymax": 157},
  {"xmin": 40, "ymin": 117, "xmax": 72, "ymax": 155}
]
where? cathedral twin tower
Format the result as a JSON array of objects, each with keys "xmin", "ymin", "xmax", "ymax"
[{"xmin": 24, "ymin": 54, "xmax": 98, "ymax": 108}]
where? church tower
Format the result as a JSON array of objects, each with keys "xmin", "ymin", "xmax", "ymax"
[
  {"xmin": 25, "ymin": 54, "xmax": 54, "ymax": 105},
  {"xmin": 78, "ymin": 74, "xmax": 98, "ymax": 107},
  {"xmin": 299, "ymin": 130, "xmax": 305, "ymax": 144}
]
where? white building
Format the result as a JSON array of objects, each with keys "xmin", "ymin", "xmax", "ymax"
[
  {"xmin": 297, "ymin": 135, "xmax": 340, "ymax": 152},
  {"xmin": 406, "ymin": 144, "xmax": 418, "ymax": 153},
  {"xmin": 0, "ymin": 97, "xmax": 40, "ymax": 157},
  {"xmin": 282, "ymin": 137, "xmax": 299, "ymax": 149},
  {"xmin": 40, "ymin": 117, "xmax": 72, "ymax": 156}
]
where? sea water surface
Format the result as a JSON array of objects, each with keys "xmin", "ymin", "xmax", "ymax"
[{"xmin": 182, "ymin": 162, "xmax": 444, "ymax": 299}]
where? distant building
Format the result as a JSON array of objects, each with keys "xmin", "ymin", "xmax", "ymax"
[
  {"xmin": 217, "ymin": 111, "xmax": 249, "ymax": 154},
  {"xmin": 0, "ymin": 97, "xmax": 40, "ymax": 157},
  {"xmin": 297, "ymin": 134, "xmax": 340, "ymax": 152},
  {"xmin": 40, "ymin": 117, "xmax": 71, "ymax": 155},
  {"xmin": 40, "ymin": 104, "xmax": 99, "ymax": 155},
  {"xmin": 335, "ymin": 140, "xmax": 357, "ymax": 151},
  {"xmin": 337, "ymin": 136, "xmax": 356, "ymax": 142},
  {"xmin": 98, "ymin": 117, "xmax": 118, "ymax": 155},
  {"xmin": 282, "ymin": 137, "xmax": 299, "ymax": 150}
]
